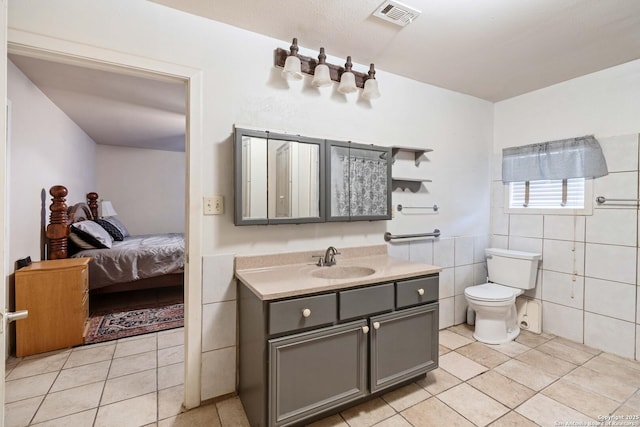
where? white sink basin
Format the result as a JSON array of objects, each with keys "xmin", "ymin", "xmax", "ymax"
[{"xmin": 311, "ymin": 266, "xmax": 376, "ymax": 279}]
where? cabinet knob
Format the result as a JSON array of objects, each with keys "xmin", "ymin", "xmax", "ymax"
[
  {"xmin": 302, "ymin": 308, "xmax": 311, "ymax": 318},
  {"xmin": 362, "ymin": 326, "xmax": 369, "ymax": 334},
  {"xmin": 417, "ymin": 288, "xmax": 425, "ymax": 296},
  {"xmin": 373, "ymin": 322, "xmax": 380, "ymax": 330}
]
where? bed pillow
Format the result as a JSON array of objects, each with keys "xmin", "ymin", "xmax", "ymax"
[
  {"xmin": 94, "ymin": 218, "xmax": 124, "ymax": 241},
  {"xmin": 70, "ymin": 220, "xmax": 113, "ymax": 249},
  {"xmin": 103, "ymin": 217, "xmax": 130, "ymax": 238}
]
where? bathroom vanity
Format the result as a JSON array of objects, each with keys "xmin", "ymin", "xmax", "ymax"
[{"xmin": 236, "ymin": 246, "xmax": 441, "ymax": 427}]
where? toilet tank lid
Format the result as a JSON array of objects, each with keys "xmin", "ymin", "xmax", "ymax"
[{"xmin": 485, "ymin": 248, "xmax": 542, "ymax": 261}]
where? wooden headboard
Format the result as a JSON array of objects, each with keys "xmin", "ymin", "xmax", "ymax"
[{"xmin": 45, "ymin": 185, "xmax": 100, "ymax": 260}]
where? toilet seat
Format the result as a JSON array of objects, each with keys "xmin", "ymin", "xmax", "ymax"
[{"xmin": 465, "ymin": 283, "xmax": 515, "ymax": 302}]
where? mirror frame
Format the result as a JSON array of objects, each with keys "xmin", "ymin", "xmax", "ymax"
[{"xmin": 233, "ymin": 128, "xmax": 326, "ymax": 225}]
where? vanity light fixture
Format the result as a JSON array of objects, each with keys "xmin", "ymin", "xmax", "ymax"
[
  {"xmin": 338, "ymin": 56, "xmax": 358, "ymax": 94},
  {"xmin": 281, "ymin": 38, "xmax": 303, "ymax": 80},
  {"xmin": 362, "ymin": 64, "xmax": 381, "ymax": 100},
  {"xmin": 274, "ymin": 38, "xmax": 381, "ymax": 98}
]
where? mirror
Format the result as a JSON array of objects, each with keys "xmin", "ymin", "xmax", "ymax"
[{"xmin": 234, "ymin": 129, "xmax": 325, "ymax": 225}]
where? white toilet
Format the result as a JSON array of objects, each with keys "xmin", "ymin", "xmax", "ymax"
[{"xmin": 464, "ymin": 248, "xmax": 541, "ymax": 344}]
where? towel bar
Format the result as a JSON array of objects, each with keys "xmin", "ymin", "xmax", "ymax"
[{"xmin": 384, "ymin": 229, "xmax": 441, "ymax": 242}]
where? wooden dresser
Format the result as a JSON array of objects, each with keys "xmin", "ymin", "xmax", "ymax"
[{"xmin": 15, "ymin": 257, "xmax": 91, "ymax": 357}]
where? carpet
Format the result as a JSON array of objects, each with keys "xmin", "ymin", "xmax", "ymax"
[{"xmin": 84, "ymin": 302, "xmax": 184, "ymax": 344}]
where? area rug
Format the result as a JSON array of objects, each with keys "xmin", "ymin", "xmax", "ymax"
[{"xmin": 84, "ymin": 303, "xmax": 184, "ymax": 344}]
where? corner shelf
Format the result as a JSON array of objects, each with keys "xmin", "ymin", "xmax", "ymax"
[
  {"xmin": 391, "ymin": 146, "xmax": 433, "ymax": 166},
  {"xmin": 391, "ymin": 177, "xmax": 432, "ymax": 193}
]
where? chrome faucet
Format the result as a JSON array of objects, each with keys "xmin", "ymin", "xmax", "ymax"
[{"xmin": 323, "ymin": 246, "xmax": 340, "ymax": 266}]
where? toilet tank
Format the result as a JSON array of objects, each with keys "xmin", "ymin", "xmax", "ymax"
[{"xmin": 485, "ymin": 248, "xmax": 541, "ymax": 290}]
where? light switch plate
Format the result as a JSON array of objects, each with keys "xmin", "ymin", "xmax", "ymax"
[{"xmin": 204, "ymin": 196, "xmax": 224, "ymax": 215}]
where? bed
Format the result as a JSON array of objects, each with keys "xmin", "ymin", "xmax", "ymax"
[{"xmin": 45, "ymin": 185, "xmax": 184, "ymax": 294}]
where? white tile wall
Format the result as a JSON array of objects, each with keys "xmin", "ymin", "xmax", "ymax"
[
  {"xmin": 202, "ymin": 301, "xmax": 237, "ymax": 352},
  {"xmin": 491, "ymin": 210, "xmax": 509, "ymax": 235},
  {"xmin": 434, "ymin": 238, "xmax": 455, "ymax": 268},
  {"xmin": 454, "ymin": 236, "xmax": 475, "ymax": 266},
  {"xmin": 598, "ymin": 134, "xmax": 639, "ymax": 172},
  {"xmin": 586, "ymin": 208, "xmax": 637, "ymax": 246},
  {"xmin": 542, "ymin": 270, "xmax": 584, "ymax": 310},
  {"xmin": 202, "ymin": 254, "xmax": 236, "ymax": 304},
  {"xmin": 454, "ymin": 295, "xmax": 468, "ymax": 325},
  {"xmin": 454, "ymin": 265, "xmax": 474, "ymax": 295},
  {"xmin": 439, "ymin": 297, "xmax": 455, "ymax": 329},
  {"xmin": 473, "ymin": 235, "xmax": 490, "ymax": 263},
  {"xmin": 508, "ymin": 236, "xmax": 543, "ymax": 254},
  {"xmin": 409, "ymin": 240, "xmax": 433, "ymax": 264},
  {"xmin": 543, "ymin": 239, "xmax": 585, "ymax": 276},
  {"xmin": 541, "ymin": 301, "xmax": 584, "ymax": 343},
  {"xmin": 439, "ymin": 268, "xmax": 454, "ymax": 299},
  {"xmin": 544, "ymin": 215, "xmax": 585, "ymax": 242},
  {"xmin": 201, "ymin": 347, "xmax": 237, "ymax": 400},
  {"xmin": 593, "ymin": 171, "xmax": 638, "ymax": 202},
  {"xmin": 585, "ymin": 243, "xmax": 637, "ymax": 285},
  {"xmin": 584, "ymin": 312, "xmax": 636, "ymax": 359},
  {"xmin": 387, "ymin": 241, "xmax": 410, "ymax": 260},
  {"xmin": 490, "ymin": 235, "xmax": 509, "ymax": 249},
  {"xmin": 510, "ymin": 215, "xmax": 543, "ymax": 238},
  {"xmin": 584, "ymin": 278, "xmax": 636, "ymax": 322},
  {"xmin": 473, "ymin": 263, "xmax": 487, "ymax": 285}
]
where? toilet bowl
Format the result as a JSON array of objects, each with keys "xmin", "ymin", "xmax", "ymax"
[{"xmin": 464, "ymin": 248, "xmax": 541, "ymax": 345}]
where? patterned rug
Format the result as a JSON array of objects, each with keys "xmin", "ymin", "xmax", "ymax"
[{"xmin": 84, "ymin": 303, "xmax": 184, "ymax": 344}]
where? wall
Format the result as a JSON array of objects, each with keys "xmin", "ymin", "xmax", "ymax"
[
  {"xmin": 493, "ymin": 59, "xmax": 640, "ymax": 360},
  {"xmin": 8, "ymin": 0, "xmax": 493, "ymax": 402},
  {"xmin": 95, "ymin": 144, "xmax": 185, "ymax": 235},
  {"xmin": 7, "ymin": 59, "xmax": 96, "ymax": 267}
]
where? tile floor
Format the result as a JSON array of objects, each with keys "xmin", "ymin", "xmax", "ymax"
[{"xmin": 6, "ymin": 325, "xmax": 640, "ymax": 426}]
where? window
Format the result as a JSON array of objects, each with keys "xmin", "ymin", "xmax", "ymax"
[{"xmin": 506, "ymin": 178, "xmax": 592, "ymax": 214}]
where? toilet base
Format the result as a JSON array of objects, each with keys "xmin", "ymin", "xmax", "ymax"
[
  {"xmin": 470, "ymin": 302, "xmax": 520, "ymax": 345},
  {"xmin": 473, "ymin": 325, "xmax": 520, "ymax": 345}
]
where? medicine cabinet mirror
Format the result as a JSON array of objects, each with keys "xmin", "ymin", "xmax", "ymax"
[{"xmin": 234, "ymin": 128, "xmax": 325, "ymax": 225}]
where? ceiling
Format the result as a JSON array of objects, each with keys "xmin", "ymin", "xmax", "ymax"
[
  {"xmin": 8, "ymin": 0, "xmax": 640, "ymax": 152},
  {"xmin": 152, "ymin": 0, "xmax": 640, "ymax": 102}
]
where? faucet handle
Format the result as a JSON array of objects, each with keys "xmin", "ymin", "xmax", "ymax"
[{"xmin": 312, "ymin": 255, "xmax": 325, "ymax": 267}]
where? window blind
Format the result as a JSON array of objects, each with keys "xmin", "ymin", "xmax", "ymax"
[{"xmin": 509, "ymin": 178, "xmax": 585, "ymax": 209}]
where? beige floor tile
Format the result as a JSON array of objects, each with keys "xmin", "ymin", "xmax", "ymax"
[
  {"xmin": 114, "ymin": 335, "xmax": 157, "ymax": 358},
  {"xmin": 488, "ymin": 411, "xmax": 539, "ymax": 427},
  {"xmin": 490, "ymin": 340, "xmax": 530, "ymax": 357},
  {"xmin": 51, "ymin": 360, "xmax": 110, "ymax": 392},
  {"xmin": 158, "ymin": 384, "xmax": 185, "ymax": 420},
  {"xmin": 340, "ymin": 397, "xmax": 396, "ymax": 427},
  {"xmin": 537, "ymin": 340, "xmax": 596, "ymax": 365},
  {"xmin": 448, "ymin": 324, "xmax": 475, "ymax": 339},
  {"xmin": 108, "ymin": 350, "xmax": 157, "ymax": 379},
  {"xmin": 101, "ymin": 369, "xmax": 157, "ymax": 405},
  {"xmin": 600, "ymin": 351, "xmax": 640, "ymax": 370},
  {"xmin": 552, "ymin": 336, "xmax": 600, "ymax": 355},
  {"xmin": 306, "ymin": 414, "xmax": 349, "ymax": 427},
  {"xmin": 516, "ymin": 394, "xmax": 596, "ymax": 426},
  {"xmin": 455, "ymin": 342, "xmax": 511, "ymax": 368},
  {"xmin": 400, "ymin": 397, "xmax": 474, "ymax": 427},
  {"xmin": 158, "ymin": 402, "xmax": 221, "ymax": 427},
  {"xmin": 95, "ymin": 392, "xmax": 157, "ymax": 427},
  {"xmin": 494, "ymin": 359, "xmax": 558, "ymax": 391},
  {"xmin": 381, "ymin": 383, "xmax": 430, "ymax": 412},
  {"xmin": 31, "ymin": 409, "xmax": 97, "ymax": 426},
  {"xmin": 541, "ymin": 379, "xmax": 620, "ymax": 419},
  {"xmin": 438, "ymin": 383, "xmax": 509, "ymax": 426},
  {"xmin": 415, "ymin": 368, "xmax": 461, "ymax": 395},
  {"xmin": 515, "ymin": 330, "xmax": 553, "ymax": 348},
  {"xmin": 159, "ymin": 362, "xmax": 185, "ymax": 390},
  {"xmin": 615, "ymin": 405, "xmax": 640, "ymax": 416},
  {"xmin": 158, "ymin": 344, "xmax": 184, "ymax": 367},
  {"xmin": 6, "ymin": 371, "xmax": 57, "ymax": 403},
  {"xmin": 7, "ymin": 351, "xmax": 69, "ymax": 380},
  {"xmin": 64, "ymin": 344, "xmax": 115, "ymax": 369},
  {"xmin": 439, "ymin": 345, "xmax": 451, "ymax": 355},
  {"xmin": 373, "ymin": 414, "xmax": 413, "ymax": 426},
  {"xmin": 623, "ymin": 390, "xmax": 640, "ymax": 411},
  {"xmin": 467, "ymin": 370, "xmax": 535, "ymax": 409},
  {"xmin": 516, "ymin": 348, "xmax": 577, "ymax": 376},
  {"xmin": 584, "ymin": 354, "xmax": 640, "ymax": 388},
  {"xmin": 563, "ymin": 366, "xmax": 637, "ymax": 402},
  {"xmin": 5, "ymin": 395, "xmax": 43, "ymax": 427},
  {"xmin": 158, "ymin": 328, "xmax": 185, "ymax": 349},
  {"xmin": 32, "ymin": 381, "xmax": 103, "ymax": 424},
  {"xmin": 216, "ymin": 395, "xmax": 251, "ymax": 426},
  {"xmin": 439, "ymin": 330, "xmax": 474, "ymax": 349},
  {"xmin": 438, "ymin": 351, "xmax": 488, "ymax": 381}
]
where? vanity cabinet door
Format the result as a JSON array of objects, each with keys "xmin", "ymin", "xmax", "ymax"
[
  {"xmin": 369, "ymin": 303, "xmax": 439, "ymax": 393},
  {"xmin": 268, "ymin": 320, "xmax": 368, "ymax": 427}
]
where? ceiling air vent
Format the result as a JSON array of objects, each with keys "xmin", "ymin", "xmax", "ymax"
[{"xmin": 373, "ymin": 0, "xmax": 421, "ymax": 27}]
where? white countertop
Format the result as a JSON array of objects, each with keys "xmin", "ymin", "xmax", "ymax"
[{"xmin": 235, "ymin": 249, "xmax": 441, "ymax": 300}]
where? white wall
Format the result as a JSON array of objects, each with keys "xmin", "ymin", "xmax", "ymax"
[
  {"xmin": 95, "ymin": 144, "xmax": 185, "ymax": 235},
  {"xmin": 492, "ymin": 59, "xmax": 640, "ymax": 360},
  {"xmin": 8, "ymin": 0, "xmax": 494, "ymax": 402},
  {"xmin": 7, "ymin": 59, "xmax": 96, "ymax": 267}
]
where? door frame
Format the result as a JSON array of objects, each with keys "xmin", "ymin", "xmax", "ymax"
[{"xmin": 4, "ymin": 29, "xmax": 204, "ymax": 409}]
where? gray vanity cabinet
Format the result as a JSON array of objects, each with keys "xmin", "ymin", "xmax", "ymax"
[
  {"xmin": 370, "ymin": 303, "xmax": 438, "ymax": 393},
  {"xmin": 268, "ymin": 320, "xmax": 368, "ymax": 426}
]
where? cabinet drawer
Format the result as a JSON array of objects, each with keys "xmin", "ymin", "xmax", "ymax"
[
  {"xmin": 339, "ymin": 283, "xmax": 394, "ymax": 321},
  {"xmin": 396, "ymin": 275, "xmax": 439, "ymax": 309},
  {"xmin": 269, "ymin": 294, "xmax": 336, "ymax": 335}
]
